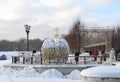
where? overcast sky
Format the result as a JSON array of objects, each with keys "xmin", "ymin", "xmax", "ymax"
[{"xmin": 0, "ymin": 0, "xmax": 120, "ymax": 41}]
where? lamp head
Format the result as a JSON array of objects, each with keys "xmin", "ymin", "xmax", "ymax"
[{"xmin": 24, "ymin": 25, "xmax": 31, "ymax": 32}]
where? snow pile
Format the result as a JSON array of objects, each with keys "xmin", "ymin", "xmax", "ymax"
[
  {"xmin": 0, "ymin": 60, "xmax": 11, "ymax": 66},
  {"xmin": 116, "ymin": 63, "xmax": 120, "ymax": 66},
  {"xmin": 13, "ymin": 66, "xmax": 40, "ymax": 77},
  {"xmin": 41, "ymin": 68, "xmax": 64, "ymax": 78},
  {"xmin": 67, "ymin": 54, "xmax": 75, "ymax": 63},
  {"xmin": 0, "ymin": 51, "xmax": 19, "ymax": 60},
  {"xmin": 0, "ymin": 51, "xmax": 18, "ymax": 56},
  {"xmin": 0, "ymin": 66, "xmax": 6, "ymax": 73},
  {"xmin": 81, "ymin": 66, "xmax": 120, "ymax": 78},
  {"xmin": 0, "ymin": 75, "xmax": 12, "ymax": 82},
  {"xmin": 10, "ymin": 77, "xmax": 80, "ymax": 82},
  {"xmin": 79, "ymin": 53, "xmax": 92, "ymax": 62},
  {"xmin": 2, "ymin": 66, "xmax": 80, "ymax": 80},
  {"xmin": 3, "ymin": 67, "xmax": 16, "ymax": 76},
  {"xmin": 65, "ymin": 70, "xmax": 81, "ymax": 80},
  {"xmin": 0, "ymin": 51, "xmax": 81, "ymax": 82},
  {"xmin": 80, "ymin": 53, "xmax": 90, "ymax": 56},
  {"xmin": 115, "ymin": 62, "xmax": 120, "ymax": 67}
]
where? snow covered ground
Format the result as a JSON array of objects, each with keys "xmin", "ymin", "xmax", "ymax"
[
  {"xmin": 0, "ymin": 51, "xmax": 80, "ymax": 82},
  {"xmin": 81, "ymin": 66, "xmax": 120, "ymax": 78}
]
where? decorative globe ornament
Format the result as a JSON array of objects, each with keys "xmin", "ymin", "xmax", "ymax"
[
  {"xmin": 41, "ymin": 39, "xmax": 55, "ymax": 58},
  {"xmin": 41, "ymin": 38, "xmax": 70, "ymax": 59}
]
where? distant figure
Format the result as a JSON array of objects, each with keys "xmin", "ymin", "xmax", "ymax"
[
  {"xmin": 115, "ymin": 48, "xmax": 120, "ymax": 61},
  {"xmin": 101, "ymin": 50, "xmax": 107, "ymax": 61},
  {"xmin": 75, "ymin": 52, "xmax": 80, "ymax": 64},
  {"xmin": 89, "ymin": 50, "xmax": 93, "ymax": 56},
  {"xmin": 32, "ymin": 48, "xmax": 36, "ymax": 56},
  {"xmin": 109, "ymin": 48, "xmax": 116, "ymax": 63},
  {"xmin": 31, "ymin": 48, "xmax": 36, "ymax": 64},
  {"xmin": 93, "ymin": 50, "xmax": 98, "ymax": 63}
]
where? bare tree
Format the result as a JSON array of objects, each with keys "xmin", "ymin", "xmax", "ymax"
[
  {"xmin": 64, "ymin": 19, "xmax": 88, "ymax": 52},
  {"xmin": 111, "ymin": 25, "xmax": 120, "ymax": 49}
]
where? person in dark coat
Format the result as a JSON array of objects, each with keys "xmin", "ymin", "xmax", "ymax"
[
  {"xmin": 32, "ymin": 48, "xmax": 36, "ymax": 56},
  {"xmin": 115, "ymin": 48, "xmax": 120, "ymax": 61},
  {"xmin": 89, "ymin": 50, "xmax": 93, "ymax": 56},
  {"xmin": 101, "ymin": 50, "xmax": 107, "ymax": 61},
  {"xmin": 31, "ymin": 48, "xmax": 36, "ymax": 64},
  {"xmin": 75, "ymin": 51, "xmax": 80, "ymax": 64}
]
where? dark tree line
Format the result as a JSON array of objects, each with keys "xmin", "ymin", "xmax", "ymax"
[
  {"xmin": 0, "ymin": 38, "xmax": 43, "ymax": 51},
  {"xmin": 111, "ymin": 25, "xmax": 120, "ymax": 49}
]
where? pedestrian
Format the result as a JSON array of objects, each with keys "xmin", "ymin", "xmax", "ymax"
[
  {"xmin": 109, "ymin": 48, "xmax": 116, "ymax": 64},
  {"xmin": 75, "ymin": 51, "xmax": 80, "ymax": 64},
  {"xmin": 93, "ymin": 50, "xmax": 98, "ymax": 64},
  {"xmin": 101, "ymin": 50, "xmax": 107, "ymax": 61},
  {"xmin": 32, "ymin": 48, "xmax": 36, "ymax": 56},
  {"xmin": 115, "ymin": 48, "xmax": 120, "ymax": 61},
  {"xmin": 89, "ymin": 50, "xmax": 93, "ymax": 56},
  {"xmin": 31, "ymin": 48, "xmax": 36, "ymax": 64},
  {"xmin": 117, "ymin": 48, "xmax": 120, "ymax": 61}
]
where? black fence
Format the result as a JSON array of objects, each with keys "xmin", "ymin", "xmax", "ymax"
[{"xmin": 12, "ymin": 55, "xmax": 105, "ymax": 65}]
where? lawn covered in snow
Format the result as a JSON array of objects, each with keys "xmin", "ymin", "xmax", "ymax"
[{"xmin": 0, "ymin": 51, "xmax": 80, "ymax": 82}]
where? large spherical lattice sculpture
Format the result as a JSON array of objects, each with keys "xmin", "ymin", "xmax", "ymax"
[{"xmin": 41, "ymin": 38, "xmax": 70, "ymax": 59}]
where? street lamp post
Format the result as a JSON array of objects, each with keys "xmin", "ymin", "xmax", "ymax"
[{"xmin": 24, "ymin": 24, "xmax": 31, "ymax": 51}]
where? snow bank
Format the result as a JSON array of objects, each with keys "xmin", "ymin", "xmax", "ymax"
[
  {"xmin": 11, "ymin": 77, "xmax": 80, "ymax": 82},
  {"xmin": 81, "ymin": 66, "xmax": 120, "ymax": 78},
  {"xmin": 41, "ymin": 68, "xmax": 64, "ymax": 78},
  {"xmin": 0, "ymin": 75, "xmax": 12, "ymax": 82},
  {"xmin": 2, "ymin": 66, "xmax": 81, "ymax": 80},
  {"xmin": 13, "ymin": 66, "xmax": 40, "ymax": 77},
  {"xmin": 0, "ymin": 66, "xmax": 5, "ymax": 73},
  {"xmin": 80, "ymin": 53, "xmax": 90, "ymax": 56},
  {"xmin": 0, "ymin": 51, "xmax": 81, "ymax": 82},
  {"xmin": 116, "ymin": 64, "xmax": 120, "ymax": 66},
  {"xmin": 0, "ymin": 60, "xmax": 11, "ymax": 66},
  {"xmin": 114, "ymin": 62, "xmax": 120, "ymax": 66},
  {"xmin": 0, "ymin": 56, "xmax": 81, "ymax": 80},
  {"xmin": 65, "ymin": 70, "xmax": 81, "ymax": 80},
  {"xmin": 3, "ymin": 67, "xmax": 16, "ymax": 76}
]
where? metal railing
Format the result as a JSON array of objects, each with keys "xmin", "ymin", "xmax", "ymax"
[{"xmin": 12, "ymin": 55, "xmax": 104, "ymax": 65}]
